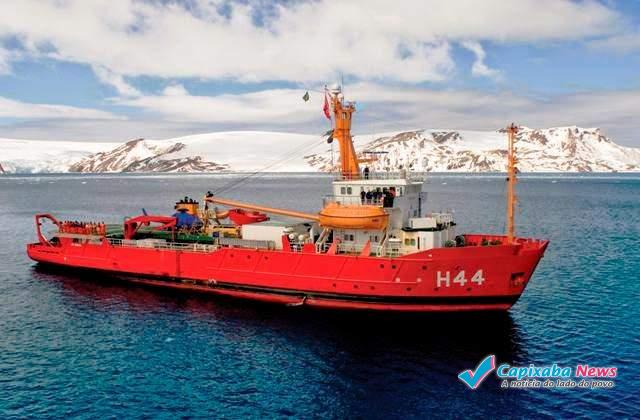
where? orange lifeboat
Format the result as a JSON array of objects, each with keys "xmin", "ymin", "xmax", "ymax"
[{"xmin": 318, "ymin": 202, "xmax": 388, "ymax": 230}]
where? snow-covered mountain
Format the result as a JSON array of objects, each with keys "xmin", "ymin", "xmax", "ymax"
[
  {"xmin": 1, "ymin": 127, "xmax": 639, "ymax": 173},
  {"xmin": 67, "ymin": 131, "xmax": 321, "ymax": 173},
  {"xmin": 306, "ymin": 126, "xmax": 640, "ymax": 172},
  {"xmin": 0, "ymin": 132, "xmax": 322, "ymax": 174},
  {"xmin": 1, "ymin": 138, "xmax": 114, "ymax": 173},
  {"xmin": 68, "ymin": 138, "xmax": 229, "ymax": 172}
]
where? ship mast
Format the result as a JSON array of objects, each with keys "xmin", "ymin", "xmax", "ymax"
[
  {"xmin": 506, "ymin": 123, "xmax": 518, "ymax": 243},
  {"xmin": 329, "ymin": 87, "xmax": 360, "ymax": 179}
]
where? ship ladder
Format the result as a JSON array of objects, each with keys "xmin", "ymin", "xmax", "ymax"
[
  {"xmin": 376, "ymin": 230, "xmax": 389, "ymax": 257},
  {"xmin": 315, "ymin": 227, "xmax": 333, "ymax": 253}
]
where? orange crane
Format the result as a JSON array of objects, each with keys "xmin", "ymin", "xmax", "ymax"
[{"xmin": 204, "ymin": 196, "xmax": 388, "ymax": 230}]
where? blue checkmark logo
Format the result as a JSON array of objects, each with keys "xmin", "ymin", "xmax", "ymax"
[{"xmin": 458, "ymin": 355, "xmax": 496, "ymax": 389}]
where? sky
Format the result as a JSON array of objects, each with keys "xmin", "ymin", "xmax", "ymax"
[{"xmin": 0, "ymin": 0, "xmax": 639, "ymax": 146}]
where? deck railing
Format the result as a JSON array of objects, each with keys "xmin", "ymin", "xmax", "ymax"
[
  {"xmin": 333, "ymin": 171, "xmax": 424, "ymax": 182},
  {"xmin": 322, "ymin": 195, "xmax": 385, "ymax": 207},
  {"xmin": 313, "ymin": 241, "xmax": 395, "ymax": 257},
  {"xmin": 107, "ymin": 238, "xmax": 218, "ymax": 253}
]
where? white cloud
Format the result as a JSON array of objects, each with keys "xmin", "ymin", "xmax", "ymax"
[
  {"xmin": 117, "ymin": 83, "xmax": 322, "ymax": 124},
  {"xmin": 108, "ymin": 82, "xmax": 639, "ymax": 145},
  {"xmin": 0, "ymin": 0, "xmax": 623, "ymax": 84},
  {"xmin": 0, "ymin": 96, "xmax": 122, "ymax": 120},
  {"xmin": 357, "ymin": 84, "xmax": 640, "ymax": 146},
  {"xmin": 460, "ymin": 41, "xmax": 501, "ymax": 79},
  {"xmin": 0, "ymin": 1, "xmax": 637, "ymax": 146},
  {"xmin": 0, "ymin": 118, "xmax": 199, "ymax": 142},
  {"xmin": 0, "ymin": 46, "xmax": 19, "ymax": 75},
  {"xmin": 346, "ymin": 83, "xmax": 639, "ymax": 138},
  {"xmin": 589, "ymin": 32, "xmax": 640, "ymax": 52},
  {"xmin": 3, "ymin": 84, "xmax": 639, "ymax": 146},
  {"xmin": 162, "ymin": 84, "xmax": 189, "ymax": 96},
  {"xmin": 92, "ymin": 66, "xmax": 141, "ymax": 97}
]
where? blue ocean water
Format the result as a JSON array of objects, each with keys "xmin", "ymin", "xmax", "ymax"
[{"xmin": 0, "ymin": 173, "xmax": 638, "ymax": 418}]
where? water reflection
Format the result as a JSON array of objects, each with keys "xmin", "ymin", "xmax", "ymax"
[
  {"xmin": 35, "ymin": 264, "xmax": 532, "ymax": 416},
  {"xmin": 33, "ymin": 264, "xmax": 525, "ymax": 365}
]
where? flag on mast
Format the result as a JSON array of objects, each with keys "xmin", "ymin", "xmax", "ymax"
[{"xmin": 323, "ymin": 91, "xmax": 331, "ymax": 120}]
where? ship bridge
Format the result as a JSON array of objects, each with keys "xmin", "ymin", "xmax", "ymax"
[
  {"xmin": 308, "ymin": 85, "xmax": 456, "ymax": 256},
  {"xmin": 329, "ymin": 170, "xmax": 426, "ymax": 222},
  {"xmin": 320, "ymin": 168, "xmax": 454, "ymax": 256}
]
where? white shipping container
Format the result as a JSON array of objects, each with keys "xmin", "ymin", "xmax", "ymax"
[
  {"xmin": 241, "ymin": 223, "xmax": 288, "ymax": 249},
  {"xmin": 409, "ymin": 217, "xmax": 437, "ymax": 229}
]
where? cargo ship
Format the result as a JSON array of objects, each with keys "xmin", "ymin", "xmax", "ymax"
[{"xmin": 27, "ymin": 86, "xmax": 548, "ymax": 312}]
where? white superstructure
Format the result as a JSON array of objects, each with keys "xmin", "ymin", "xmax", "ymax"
[{"xmin": 324, "ymin": 171, "xmax": 456, "ymax": 256}]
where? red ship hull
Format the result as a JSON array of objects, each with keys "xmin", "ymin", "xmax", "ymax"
[{"xmin": 27, "ymin": 234, "xmax": 548, "ymax": 312}]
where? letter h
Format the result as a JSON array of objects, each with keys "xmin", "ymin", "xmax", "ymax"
[{"xmin": 437, "ymin": 271, "xmax": 450, "ymax": 287}]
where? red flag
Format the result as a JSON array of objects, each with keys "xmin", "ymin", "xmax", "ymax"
[{"xmin": 323, "ymin": 93, "xmax": 331, "ymax": 120}]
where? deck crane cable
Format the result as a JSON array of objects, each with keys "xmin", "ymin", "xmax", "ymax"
[
  {"xmin": 214, "ymin": 139, "xmax": 323, "ymax": 194},
  {"xmin": 212, "ymin": 139, "xmax": 324, "ymax": 196},
  {"xmin": 212, "ymin": 134, "xmax": 328, "ymax": 196},
  {"xmin": 212, "ymin": 87, "xmax": 335, "ymax": 196}
]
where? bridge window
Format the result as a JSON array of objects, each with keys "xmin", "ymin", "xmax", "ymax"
[
  {"xmin": 347, "ymin": 186, "xmax": 352, "ymax": 194},
  {"xmin": 340, "ymin": 187, "xmax": 346, "ymax": 194}
]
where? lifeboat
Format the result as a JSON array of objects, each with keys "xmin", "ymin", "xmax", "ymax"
[
  {"xmin": 318, "ymin": 202, "xmax": 388, "ymax": 230},
  {"xmin": 228, "ymin": 209, "xmax": 269, "ymax": 226}
]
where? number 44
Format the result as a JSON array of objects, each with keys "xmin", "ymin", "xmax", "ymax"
[{"xmin": 436, "ymin": 270, "xmax": 485, "ymax": 287}]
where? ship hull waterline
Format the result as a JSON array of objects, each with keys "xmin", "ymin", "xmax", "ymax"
[{"xmin": 27, "ymin": 234, "xmax": 548, "ymax": 312}]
